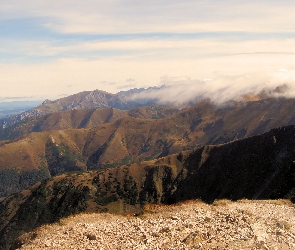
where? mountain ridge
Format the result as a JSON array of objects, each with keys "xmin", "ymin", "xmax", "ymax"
[{"xmin": 0, "ymin": 106, "xmax": 178, "ymax": 141}]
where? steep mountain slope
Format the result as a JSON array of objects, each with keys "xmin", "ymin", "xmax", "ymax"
[
  {"xmin": 1, "ymin": 98, "xmax": 295, "ymax": 198},
  {"xmin": 1, "ymin": 125, "xmax": 295, "ymax": 249},
  {"xmin": 0, "ymin": 106, "xmax": 178, "ymax": 141}
]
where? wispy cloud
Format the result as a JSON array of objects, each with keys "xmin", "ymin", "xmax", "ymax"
[
  {"xmin": 0, "ymin": 96, "xmax": 36, "ymax": 102},
  {"xmin": 1, "ymin": 36, "xmax": 294, "ymax": 63},
  {"xmin": 1, "ymin": 1, "xmax": 295, "ymax": 34}
]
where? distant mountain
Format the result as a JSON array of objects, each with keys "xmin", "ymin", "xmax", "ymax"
[
  {"xmin": 0, "ymin": 100, "xmax": 42, "ymax": 119},
  {"xmin": 0, "ymin": 88, "xmax": 180, "ymax": 130},
  {"xmin": 0, "ymin": 97, "xmax": 295, "ymax": 198},
  {"xmin": 0, "ymin": 90, "xmax": 139, "ymax": 130},
  {"xmin": 1, "ymin": 124, "xmax": 295, "ymax": 249}
]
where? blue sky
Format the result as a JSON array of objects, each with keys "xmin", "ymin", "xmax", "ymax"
[{"xmin": 1, "ymin": 0, "xmax": 295, "ymax": 101}]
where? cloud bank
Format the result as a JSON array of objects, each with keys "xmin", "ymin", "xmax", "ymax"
[{"xmin": 129, "ymin": 70, "xmax": 295, "ymax": 105}]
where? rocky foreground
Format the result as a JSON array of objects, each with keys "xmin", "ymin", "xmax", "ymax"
[{"xmin": 15, "ymin": 199, "xmax": 295, "ymax": 249}]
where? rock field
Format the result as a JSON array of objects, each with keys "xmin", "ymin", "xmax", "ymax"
[{"xmin": 16, "ymin": 199, "xmax": 295, "ymax": 249}]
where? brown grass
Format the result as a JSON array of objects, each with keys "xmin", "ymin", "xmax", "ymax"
[{"xmin": 212, "ymin": 199, "xmax": 232, "ymax": 206}]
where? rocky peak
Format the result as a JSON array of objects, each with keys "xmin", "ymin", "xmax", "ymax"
[{"xmin": 42, "ymin": 99, "xmax": 53, "ymax": 105}]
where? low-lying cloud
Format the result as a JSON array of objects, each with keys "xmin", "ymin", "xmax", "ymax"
[{"xmin": 128, "ymin": 70, "xmax": 295, "ymax": 106}]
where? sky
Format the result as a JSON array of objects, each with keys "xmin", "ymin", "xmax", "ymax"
[{"xmin": 1, "ymin": 0, "xmax": 295, "ymax": 102}]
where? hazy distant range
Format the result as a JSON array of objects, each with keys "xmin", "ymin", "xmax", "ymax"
[{"xmin": 0, "ymin": 101, "xmax": 43, "ymax": 118}]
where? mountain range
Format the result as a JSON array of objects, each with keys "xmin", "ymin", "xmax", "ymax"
[
  {"xmin": 0, "ymin": 87, "xmax": 295, "ymax": 249},
  {"xmin": 0, "ymin": 84, "xmax": 277, "ymax": 130},
  {"xmin": 1, "ymin": 96, "xmax": 295, "ymax": 198},
  {"xmin": 0, "ymin": 105, "xmax": 178, "ymax": 141}
]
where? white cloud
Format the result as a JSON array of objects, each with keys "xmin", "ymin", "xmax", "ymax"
[{"xmin": 129, "ymin": 70, "xmax": 295, "ymax": 105}]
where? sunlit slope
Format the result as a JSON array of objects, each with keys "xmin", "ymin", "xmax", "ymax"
[{"xmin": 0, "ymin": 106, "xmax": 178, "ymax": 141}]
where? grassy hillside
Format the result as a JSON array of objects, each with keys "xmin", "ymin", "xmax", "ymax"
[{"xmin": 0, "ymin": 106, "xmax": 178, "ymax": 141}]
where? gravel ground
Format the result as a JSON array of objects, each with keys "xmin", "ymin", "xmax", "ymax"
[{"xmin": 16, "ymin": 199, "xmax": 295, "ymax": 249}]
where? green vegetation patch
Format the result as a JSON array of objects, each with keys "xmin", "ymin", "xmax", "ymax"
[
  {"xmin": 45, "ymin": 141, "xmax": 83, "ymax": 176},
  {"xmin": 22, "ymin": 155, "xmax": 30, "ymax": 160},
  {"xmin": 95, "ymin": 191, "xmax": 118, "ymax": 206},
  {"xmin": 0, "ymin": 166, "xmax": 50, "ymax": 198}
]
